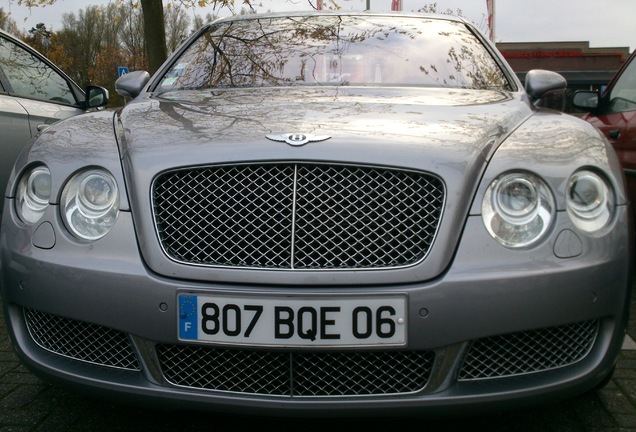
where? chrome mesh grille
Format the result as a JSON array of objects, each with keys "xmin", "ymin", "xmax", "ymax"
[
  {"xmin": 458, "ymin": 320, "xmax": 598, "ymax": 381},
  {"xmin": 24, "ymin": 309, "xmax": 140, "ymax": 371},
  {"xmin": 152, "ymin": 163, "xmax": 444, "ymax": 269},
  {"xmin": 157, "ymin": 345, "xmax": 434, "ymax": 396}
]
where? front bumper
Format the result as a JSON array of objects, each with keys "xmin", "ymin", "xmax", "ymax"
[{"xmin": 0, "ymin": 202, "xmax": 632, "ymax": 416}]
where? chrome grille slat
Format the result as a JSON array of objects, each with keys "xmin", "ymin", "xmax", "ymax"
[
  {"xmin": 24, "ymin": 309, "xmax": 140, "ymax": 371},
  {"xmin": 153, "ymin": 163, "xmax": 445, "ymax": 269},
  {"xmin": 157, "ymin": 345, "xmax": 434, "ymax": 396},
  {"xmin": 458, "ymin": 320, "xmax": 598, "ymax": 381}
]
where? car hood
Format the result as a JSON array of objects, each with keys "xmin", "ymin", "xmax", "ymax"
[
  {"xmin": 118, "ymin": 86, "xmax": 530, "ymax": 167},
  {"xmin": 116, "ymin": 86, "xmax": 535, "ymax": 285}
]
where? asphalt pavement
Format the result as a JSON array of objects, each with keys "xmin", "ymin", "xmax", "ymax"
[{"xmin": 0, "ymin": 290, "xmax": 636, "ymax": 431}]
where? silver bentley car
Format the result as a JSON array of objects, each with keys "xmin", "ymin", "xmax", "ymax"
[{"xmin": 0, "ymin": 12, "xmax": 632, "ymax": 415}]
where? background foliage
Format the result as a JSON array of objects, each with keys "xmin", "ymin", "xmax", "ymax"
[
  {"xmin": 1, "ymin": 3, "xmax": 236, "ymax": 106},
  {"xmin": 0, "ymin": 2, "xmax": 470, "ymax": 106}
]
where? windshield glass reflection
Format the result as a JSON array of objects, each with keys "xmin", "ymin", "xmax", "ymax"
[{"xmin": 156, "ymin": 15, "xmax": 511, "ymax": 92}]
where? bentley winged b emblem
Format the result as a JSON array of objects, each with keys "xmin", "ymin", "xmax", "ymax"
[{"xmin": 266, "ymin": 133, "xmax": 331, "ymax": 147}]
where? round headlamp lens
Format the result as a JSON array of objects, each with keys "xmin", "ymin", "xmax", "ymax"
[
  {"xmin": 16, "ymin": 166, "xmax": 51, "ymax": 225},
  {"xmin": 482, "ymin": 172, "xmax": 555, "ymax": 248},
  {"xmin": 78, "ymin": 174, "xmax": 117, "ymax": 215},
  {"xmin": 566, "ymin": 170, "xmax": 614, "ymax": 233},
  {"xmin": 61, "ymin": 169, "xmax": 119, "ymax": 241},
  {"xmin": 495, "ymin": 177, "xmax": 539, "ymax": 223}
]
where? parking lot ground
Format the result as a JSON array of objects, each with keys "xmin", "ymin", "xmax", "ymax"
[{"xmin": 0, "ymin": 288, "xmax": 635, "ymax": 431}]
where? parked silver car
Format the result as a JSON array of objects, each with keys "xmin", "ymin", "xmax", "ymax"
[
  {"xmin": 0, "ymin": 12, "xmax": 631, "ymax": 416},
  {"xmin": 0, "ymin": 29, "xmax": 108, "ymax": 223}
]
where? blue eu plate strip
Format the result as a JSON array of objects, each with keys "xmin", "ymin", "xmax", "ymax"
[{"xmin": 179, "ymin": 295, "xmax": 198, "ymax": 340}]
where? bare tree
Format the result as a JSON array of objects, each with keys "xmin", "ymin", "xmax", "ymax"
[
  {"xmin": 52, "ymin": 6, "xmax": 106, "ymax": 87},
  {"xmin": 101, "ymin": 3, "xmax": 124, "ymax": 49},
  {"xmin": 165, "ymin": 5, "xmax": 191, "ymax": 53},
  {"xmin": 0, "ymin": 8, "xmax": 19, "ymax": 34},
  {"xmin": 118, "ymin": 1, "xmax": 147, "ymax": 71},
  {"xmin": 193, "ymin": 12, "xmax": 219, "ymax": 31}
]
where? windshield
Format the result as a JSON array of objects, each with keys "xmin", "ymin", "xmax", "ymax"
[{"xmin": 156, "ymin": 15, "xmax": 511, "ymax": 92}]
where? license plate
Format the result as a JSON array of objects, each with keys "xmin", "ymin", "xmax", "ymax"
[{"xmin": 178, "ymin": 294, "xmax": 407, "ymax": 347}]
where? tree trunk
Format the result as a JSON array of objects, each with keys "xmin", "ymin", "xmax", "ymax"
[{"xmin": 140, "ymin": 0, "xmax": 168, "ymax": 74}]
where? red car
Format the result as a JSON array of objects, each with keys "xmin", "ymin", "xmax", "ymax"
[{"xmin": 575, "ymin": 50, "xmax": 636, "ymax": 214}]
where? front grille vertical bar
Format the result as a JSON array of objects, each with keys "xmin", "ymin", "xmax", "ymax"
[
  {"xmin": 290, "ymin": 165, "xmax": 299, "ymax": 270},
  {"xmin": 288, "ymin": 352, "xmax": 295, "ymax": 396}
]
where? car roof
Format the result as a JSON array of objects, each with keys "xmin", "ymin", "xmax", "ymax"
[{"xmin": 206, "ymin": 10, "xmax": 469, "ymax": 26}]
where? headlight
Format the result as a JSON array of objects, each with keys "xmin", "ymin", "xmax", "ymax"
[
  {"xmin": 482, "ymin": 172, "xmax": 555, "ymax": 248},
  {"xmin": 15, "ymin": 166, "xmax": 51, "ymax": 225},
  {"xmin": 61, "ymin": 169, "xmax": 119, "ymax": 241},
  {"xmin": 566, "ymin": 170, "xmax": 614, "ymax": 233}
]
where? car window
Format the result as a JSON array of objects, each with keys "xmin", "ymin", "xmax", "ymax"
[
  {"xmin": 607, "ymin": 56, "xmax": 636, "ymax": 113},
  {"xmin": 156, "ymin": 16, "xmax": 511, "ymax": 93},
  {"xmin": 0, "ymin": 36, "xmax": 77, "ymax": 105}
]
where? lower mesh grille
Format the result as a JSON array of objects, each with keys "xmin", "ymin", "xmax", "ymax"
[
  {"xmin": 458, "ymin": 320, "xmax": 598, "ymax": 381},
  {"xmin": 24, "ymin": 308, "xmax": 140, "ymax": 371},
  {"xmin": 157, "ymin": 345, "xmax": 434, "ymax": 396}
]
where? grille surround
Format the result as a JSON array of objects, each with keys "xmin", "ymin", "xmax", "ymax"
[
  {"xmin": 24, "ymin": 309, "xmax": 140, "ymax": 371},
  {"xmin": 458, "ymin": 320, "xmax": 598, "ymax": 381},
  {"xmin": 157, "ymin": 345, "xmax": 435, "ymax": 397},
  {"xmin": 152, "ymin": 163, "xmax": 445, "ymax": 270}
]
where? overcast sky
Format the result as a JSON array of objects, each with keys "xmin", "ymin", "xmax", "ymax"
[{"xmin": 5, "ymin": 0, "xmax": 636, "ymax": 51}]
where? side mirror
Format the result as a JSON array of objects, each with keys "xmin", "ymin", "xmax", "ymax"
[
  {"xmin": 116, "ymin": 71, "xmax": 151, "ymax": 99},
  {"xmin": 572, "ymin": 90, "xmax": 600, "ymax": 111},
  {"xmin": 525, "ymin": 69, "xmax": 567, "ymax": 101},
  {"xmin": 85, "ymin": 85, "xmax": 109, "ymax": 109}
]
